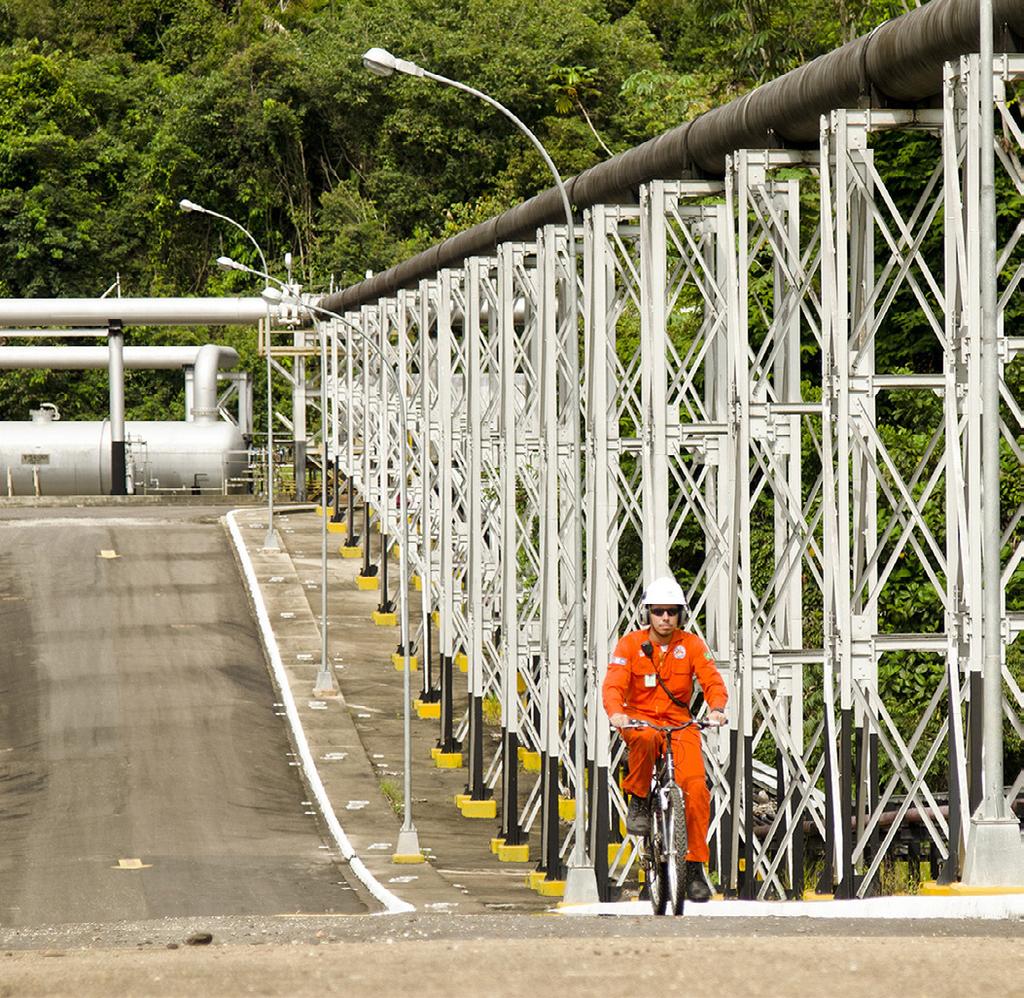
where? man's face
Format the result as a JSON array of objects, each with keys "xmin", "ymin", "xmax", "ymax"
[{"xmin": 648, "ymin": 605, "xmax": 679, "ymax": 641}]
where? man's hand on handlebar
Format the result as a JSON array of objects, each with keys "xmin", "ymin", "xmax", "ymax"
[{"xmin": 608, "ymin": 711, "xmax": 727, "ymax": 729}]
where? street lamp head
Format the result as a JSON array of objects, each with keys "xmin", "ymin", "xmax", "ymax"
[
  {"xmin": 217, "ymin": 255, "xmax": 244, "ymax": 272},
  {"xmin": 261, "ymin": 285, "xmax": 284, "ymax": 305},
  {"xmin": 362, "ymin": 47, "xmax": 424, "ymax": 78},
  {"xmin": 362, "ymin": 47, "xmax": 396, "ymax": 76},
  {"xmin": 178, "ymin": 198, "xmax": 204, "ymax": 213}
]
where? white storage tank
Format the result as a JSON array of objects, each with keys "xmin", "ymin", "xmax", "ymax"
[
  {"xmin": 1, "ymin": 406, "xmax": 247, "ymax": 495},
  {"xmin": 0, "ymin": 344, "xmax": 251, "ymax": 496}
]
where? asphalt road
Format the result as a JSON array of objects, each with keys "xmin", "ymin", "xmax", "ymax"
[{"xmin": 0, "ymin": 506, "xmax": 364, "ymax": 927}]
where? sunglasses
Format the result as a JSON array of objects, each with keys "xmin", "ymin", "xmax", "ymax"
[{"xmin": 649, "ymin": 606, "xmax": 680, "ymax": 618}]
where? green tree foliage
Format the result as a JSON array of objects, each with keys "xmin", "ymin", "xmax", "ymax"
[{"xmin": 0, "ymin": 0, "xmax": 915, "ymax": 306}]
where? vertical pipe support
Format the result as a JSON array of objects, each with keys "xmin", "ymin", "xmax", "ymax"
[{"xmin": 107, "ymin": 320, "xmax": 127, "ymax": 496}]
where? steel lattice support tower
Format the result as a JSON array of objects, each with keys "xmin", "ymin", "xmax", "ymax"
[{"xmin": 327, "ymin": 52, "xmax": 1024, "ymax": 899}]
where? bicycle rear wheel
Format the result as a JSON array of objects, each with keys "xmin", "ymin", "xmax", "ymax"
[{"xmin": 664, "ymin": 785, "xmax": 688, "ymax": 915}]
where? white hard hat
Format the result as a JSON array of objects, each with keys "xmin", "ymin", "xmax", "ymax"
[{"xmin": 642, "ymin": 575, "xmax": 687, "ymax": 606}]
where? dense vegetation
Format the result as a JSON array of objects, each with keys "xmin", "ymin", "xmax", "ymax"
[
  {"xmin": 0, "ymin": 0, "xmax": 907, "ymax": 417},
  {"xmin": 0, "ymin": 1, "xmax": 910, "ymax": 300}
]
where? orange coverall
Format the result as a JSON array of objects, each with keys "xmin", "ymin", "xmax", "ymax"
[{"xmin": 601, "ymin": 627, "xmax": 727, "ymax": 862}]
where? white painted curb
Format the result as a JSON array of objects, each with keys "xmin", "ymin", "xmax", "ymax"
[
  {"xmin": 557, "ymin": 894, "xmax": 1024, "ymax": 919},
  {"xmin": 225, "ymin": 508, "xmax": 414, "ymax": 915}
]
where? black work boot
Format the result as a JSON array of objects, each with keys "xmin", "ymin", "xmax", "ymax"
[
  {"xmin": 686, "ymin": 861, "xmax": 712, "ymax": 902},
  {"xmin": 625, "ymin": 794, "xmax": 651, "ymax": 835}
]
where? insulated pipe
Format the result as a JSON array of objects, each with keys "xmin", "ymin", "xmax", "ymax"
[
  {"xmin": 0, "ymin": 298, "xmax": 271, "ymax": 326},
  {"xmin": 324, "ymin": 0, "xmax": 1023, "ymax": 313},
  {"xmin": 0, "ymin": 346, "xmax": 240, "ymax": 370},
  {"xmin": 190, "ymin": 343, "xmax": 223, "ymax": 424},
  {"xmin": 0, "ymin": 344, "xmax": 238, "ymax": 428}
]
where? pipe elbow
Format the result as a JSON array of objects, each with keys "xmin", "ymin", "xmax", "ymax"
[{"xmin": 191, "ymin": 343, "xmax": 228, "ymax": 423}]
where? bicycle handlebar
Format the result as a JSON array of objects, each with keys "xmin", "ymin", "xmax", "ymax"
[{"xmin": 619, "ymin": 718, "xmax": 713, "ymax": 733}]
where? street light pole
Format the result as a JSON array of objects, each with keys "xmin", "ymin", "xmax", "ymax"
[
  {"xmin": 180, "ymin": 198, "xmax": 279, "ymax": 551},
  {"xmin": 302, "ymin": 297, "xmax": 422, "ymax": 862},
  {"xmin": 314, "ymin": 316, "xmax": 339, "ymax": 698},
  {"xmin": 218, "ymin": 256, "xmax": 339, "ymax": 700},
  {"xmin": 227, "ymin": 261, "xmax": 421, "ymax": 861},
  {"xmin": 362, "ymin": 49, "xmax": 596, "ymax": 902}
]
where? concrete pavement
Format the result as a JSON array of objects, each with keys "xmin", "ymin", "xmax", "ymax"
[{"xmin": 227, "ymin": 505, "xmax": 552, "ymax": 915}]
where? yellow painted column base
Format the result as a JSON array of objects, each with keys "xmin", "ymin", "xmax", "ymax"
[
  {"xmin": 607, "ymin": 841, "xmax": 633, "ymax": 868},
  {"xmin": 534, "ymin": 879, "xmax": 565, "ymax": 897},
  {"xmin": 433, "ymin": 751, "xmax": 463, "ymax": 769},
  {"xmin": 490, "ymin": 837, "xmax": 505, "ymax": 855},
  {"xmin": 339, "ymin": 545, "xmax": 363, "ymax": 558},
  {"xmin": 919, "ymin": 881, "xmax": 1024, "ymax": 896},
  {"xmin": 372, "ymin": 610, "xmax": 397, "ymax": 626},
  {"xmin": 412, "ymin": 574, "xmax": 423, "ymax": 592},
  {"xmin": 392, "ymin": 853, "xmax": 426, "ymax": 865},
  {"xmin": 356, "ymin": 575, "xmax": 379, "ymax": 590},
  {"xmin": 454, "ymin": 652, "xmax": 468, "ymax": 674},
  {"xmin": 392, "ymin": 652, "xmax": 419, "ymax": 670},
  {"xmin": 459, "ymin": 798, "xmax": 497, "ymax": 819},
  {"xmin": 526, "ymin": 870, "xmax": 548, "ymax": 890},
  {"xmin": 415, "ymin": 700, "xmax": 440, "ymax": 719},
  {"xmin": 498, "ymin": 843, "xmax": 530, "ymax": 863},
  {"xmin": 326, "ymin": 520, "xmax": 347, "ymax": 534},
  {"xmin": 802, "ymin": 891, "xmax": 834, "ymax": 901},
  {"xmin": 558, "ymin": 797, "xmax": 576, "ymax": 822},
  {"xmin": 519, "ymin": 750, "xmax": 541, "ymax": 772},
  {"xmin": 432, "ymin": 610, "xmax": 440, "ymax": 628}
]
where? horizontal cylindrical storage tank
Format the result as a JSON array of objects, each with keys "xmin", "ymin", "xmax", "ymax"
[{"xmin": 1, "ymin": 415, "xmax": 247, "ymax": 495}]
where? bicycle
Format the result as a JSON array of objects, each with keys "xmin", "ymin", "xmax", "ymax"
[{"xmin": 622, "ymin": 718, "xmax": 710, "ymax": 916}]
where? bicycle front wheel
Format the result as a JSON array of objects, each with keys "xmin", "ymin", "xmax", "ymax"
[
  {"xmin": 647, "ymin": 846, "xmax": 669, "ymax": 916},
  {"xmin": 664, "ymin": 785, "xmax": 688, "ymax": 915}
]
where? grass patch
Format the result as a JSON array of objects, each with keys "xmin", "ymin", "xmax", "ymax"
[
  {"xmin": 482, "ymin": 692, "xmax": 502, "ymax": 727},
  {"xmin": 379, "ymin": 778, "xmax": 404, "ymax": 818},
  {"xmin": 879, "ymin": 859, "xmax": 926, "ymax": 895}
]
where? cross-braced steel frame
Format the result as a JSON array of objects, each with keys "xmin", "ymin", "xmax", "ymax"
[{"xmin": 326, "ymin": 55, "xmax": 1024, "ymax": 900}]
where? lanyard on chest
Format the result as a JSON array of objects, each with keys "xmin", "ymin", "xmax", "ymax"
[{"xmin": 640, "ymin": 638, "xmax": 690, "ymax": 711}]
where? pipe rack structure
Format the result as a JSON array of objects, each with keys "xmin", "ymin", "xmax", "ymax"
[{"xmin": 323, "ymin": 0, "xmax": 1024, "ymax": 901}]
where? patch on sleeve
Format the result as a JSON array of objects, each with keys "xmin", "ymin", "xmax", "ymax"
[
  {"xmin": 704, "ymin": 651, "xmax": 714, "ymax": 661},
  {"xmin": 611, "ymin": 656, "xmax": 628, "ymax": 665}
]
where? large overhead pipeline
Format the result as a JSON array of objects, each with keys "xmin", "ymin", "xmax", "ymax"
[
  {"xmin": 0, "ymin": 297, "xmax": 270, "ymax": 326},
  {"xmin": 323, "ymin": 0, "xmax": 1024, "ymax": 314}
]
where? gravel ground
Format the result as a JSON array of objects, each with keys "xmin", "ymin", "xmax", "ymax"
[
  {"xmin": 0, "ymin": 911, "xmax": 1020, "ymax": 951},
  {"xmin": 0, "ymin": 915, "xmax": 1021, "ymax": 998}
]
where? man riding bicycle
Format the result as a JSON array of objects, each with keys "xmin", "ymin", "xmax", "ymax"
[{"xmin": 602, "ymin": 575, "xmax": 728, "ymax": 903}]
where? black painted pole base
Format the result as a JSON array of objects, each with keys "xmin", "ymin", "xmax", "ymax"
[
  {"xmin": 440, "ymin": 654, "xmax": 459, "ymax": 753},
  {"xmin": 468, "ymin": 693, "xmax": 486, "ymax": 800},
  {"xmin": 501, "ymin": 727, "xmax": 523, "ymax": 844},
  {"xmin": 111, "ymin": 440, "xmax": 127, "ymax": 496},
  {"xmin": 540, "ymin": 752, "xmax": 563, "ymax": 879},
  {"xmin": 589, "ymin": 761, "xmax": 610, "ymax": 901}
]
